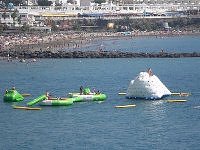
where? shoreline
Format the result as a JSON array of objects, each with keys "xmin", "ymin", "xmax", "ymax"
[
  {"xmin": 1, "ymin": 30, "xmax": 200, "ymax": 52},
  {"xmin": 1, "ymin": 31, "xmax": 200, "ymax": 59}
]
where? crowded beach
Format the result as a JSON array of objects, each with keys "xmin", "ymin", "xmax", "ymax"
[{"xmin": 1, "ymin": 30, "xmax": 199, "ymax": 54}]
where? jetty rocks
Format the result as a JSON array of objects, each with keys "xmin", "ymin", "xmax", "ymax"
[{"xmin": 1, "ymin": 50, "xmax": 200, "ymax": 59}]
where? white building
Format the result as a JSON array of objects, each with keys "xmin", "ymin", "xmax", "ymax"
[
  {"xmin": 49, "ymin": 0, "xmax": 80, "ymax": 6},
  {"xmin": 0, "ymin": 9, "xmax": 19, "ymax": 26},
  {"xmin": 27, "ymin": 0, "xmax": 80, "ymax": 6}
]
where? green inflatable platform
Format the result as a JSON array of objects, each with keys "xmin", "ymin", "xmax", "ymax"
[{"xmin": 3, "ymin": 89, "xmax": 24, "ymax": 102}]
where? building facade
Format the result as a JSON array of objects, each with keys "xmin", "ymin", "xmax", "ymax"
[
  {"xmin": 125, "ymin": 0, "xmax": 199, "ymax": 4},
  {"xmin": 0, "ymin": 1, "xmax": 199, "ymax": 27}
]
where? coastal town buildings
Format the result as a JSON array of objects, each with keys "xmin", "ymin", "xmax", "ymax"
[
  {"xmin": 51, "ymin": 0, "xmax": 200, "ymax": 5},
  {"xmin": 27, "ymin": 0, "xmax": 200, "ymax": 5},
  {"xmin": 0, "ymin": 0, "xmax": 199, "ymax": 27},
  {"xmin": 124, "ymin": 0, "xmax": 200, "ymax": 4}
]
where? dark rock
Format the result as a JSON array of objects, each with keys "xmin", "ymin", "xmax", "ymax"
[{"xmin": 1, "ymin": 50, "xmax": 200, "ymax": 59}]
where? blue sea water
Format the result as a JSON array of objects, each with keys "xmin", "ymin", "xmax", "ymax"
[{"xmin": 0, "ymin": 36, "xmax": 200, "ymax": 150}]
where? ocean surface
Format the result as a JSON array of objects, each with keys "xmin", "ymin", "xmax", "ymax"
[{"xmin": 0, "ymin": 35, "xmax": 200, "ymax": 150}]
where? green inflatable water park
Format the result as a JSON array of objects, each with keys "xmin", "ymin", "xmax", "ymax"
[
  {"xmin": 27, "ymin": 95, "xmax": 47, "ymax": 106},
  {"xmin": 68, "ymin": 88, "xmax": 107, "ymax": 102},
  {"xmin": 3, "ymin": 89, "xmax": 24, "ymax": 102},
  {"xmin": 39, "ymin": 98, "xmax": 74, "ymax": 106}
]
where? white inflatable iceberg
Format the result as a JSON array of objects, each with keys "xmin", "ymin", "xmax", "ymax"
[{"xmin": 126, "ymin": 71, "xmax": 171, "ymax": 99}]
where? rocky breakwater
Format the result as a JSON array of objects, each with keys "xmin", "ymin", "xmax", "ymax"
[{"xmin": 0, "ymin": 50, "xmax": 200, "ymax": 59}]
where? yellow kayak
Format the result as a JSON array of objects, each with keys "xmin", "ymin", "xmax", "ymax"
[
  {"xmin": 21, "ymin": 93, "xmax": 31, "ymax": 97},
  {"xmin": 171, "ymin": 93, "xmax": 190, "ymax": 96},
  {"xmin": 167, "ymin": 100, "xmax": 187, "ymax": 103},
  {"xmin": 115, "ymin": 104, "xmax": 136, "ymax": 108},
  {"xmin": 13, "ymin": 105, "xmax": 41, "ymax": 110},
  {"xmin": 118, "ymin": 92, "xmax": 126, "ymax": 95}
]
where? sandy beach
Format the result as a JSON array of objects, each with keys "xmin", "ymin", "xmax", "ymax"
[{"xmin": 1, "ymin": 30, "xmax": 199, "ymax": 53}]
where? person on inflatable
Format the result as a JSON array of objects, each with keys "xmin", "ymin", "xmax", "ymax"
[
  {"xmin": 80, "ymin": 86, "xmax": 83, "ymax": 95},
  {"xmin": 147, "ymin": 68, "xmax": 153, "ymax": 76}
]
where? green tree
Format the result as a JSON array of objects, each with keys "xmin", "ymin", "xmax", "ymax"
[
  {"xmin": 2, "ymin": 0, "xmax": 23, "ymax": 6},
  {"xmin": 21, "ymin": 23, "xmax": 29, "ymax": 32},
  {"xmin": 11, "ymin": 9, "xmax": 18, "ymax": 26},
  {"xmin": 96, "ymin": 18, "xmax": 108, "ymax": 28},
  {"xmin": 93, "ymin": 0, "xmax": 106, "ymax": 4},
  {"xmin": 67, "ymin": 0, "xmax": 75, "ymax": 4},
  {"xmin": 73, "ymin": 21, "xmax": 82, "ymax": 31},
  {"xmin": 50, "ymin": 20, "xmax": 59, "ymax": 31},
  {"xmin": 2, "ymin": 10, "xmax": 7, "ymax": 20},
  {"xmin": 0, "ymin": 24, "xmax": 4, "ymax": 33},
  {"xmin": 37, "ymin": 0, "xmax": 52, "ymax": 6},
  {"xmin": 17, "ymin": 15, "xmax": 22, "ymax": 25}
]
